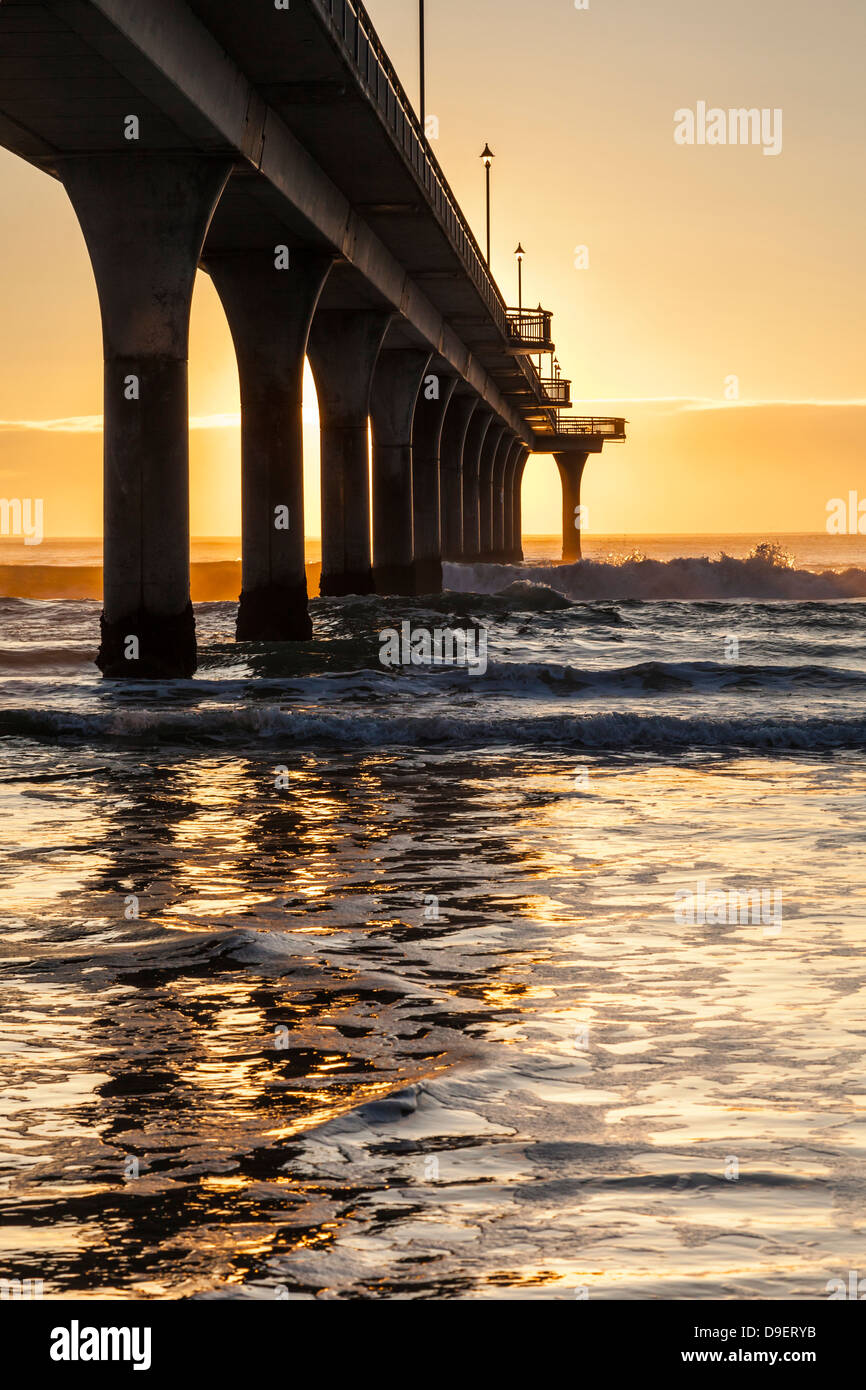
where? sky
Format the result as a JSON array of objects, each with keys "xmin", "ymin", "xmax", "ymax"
[{"xmin": 0, "ymin": 0, "xmax": 864, "ymax": 539}]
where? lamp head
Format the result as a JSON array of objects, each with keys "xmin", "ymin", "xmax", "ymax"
[{"xmin": 481, "ymin": 143, "xmax": 495, "ymax": 167}]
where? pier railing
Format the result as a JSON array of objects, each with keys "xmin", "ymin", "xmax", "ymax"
[
  {"xmin": 506, "ymin": 308, "xmax": 555, "ymax": 353},
  {"xmin": 315, "ymin": 0, "xmax": 511, "ymax": 336},
  {"xmin": 555, "ymin": 417, "xmax": 627, "ymax": 438},
  {"xmin": 540, "ymin": 377, "xmax": 572, "ymax": 407}
]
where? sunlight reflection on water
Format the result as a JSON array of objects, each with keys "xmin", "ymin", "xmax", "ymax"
[{"xmin": 1, "ymin": 743, "xmax": 865, "ymax": 1298}]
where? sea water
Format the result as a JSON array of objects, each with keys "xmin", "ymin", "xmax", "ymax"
[{"xmin": 0, "ymin": 536, "xmax": 864, "ymax": 1299}]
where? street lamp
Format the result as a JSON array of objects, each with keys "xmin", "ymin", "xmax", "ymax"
[
  {"xmin": 419, "ymin": 1, "xmax": 426, "ymax": 132},
  {"xmin": 514, "ymin": 243, "xmax": 525, "ymax": 315},
  {"xmin": 480, "ymin": 144, "xmax": 494, "ymax": 266}
]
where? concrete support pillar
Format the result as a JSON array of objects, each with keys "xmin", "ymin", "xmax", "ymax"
[
  {"xmin": 510, "ymin": 448, "xmax": 530, "ymax": 562},
  {"xmin": 491, "ymin": 432, "xmax": 516, "ymax": 559},
  {"xmin": 307, "ymin": 310, "xmax": 391, "ymax": 596},
  {"xmin": 460, "ymin": 408, "xmax": 493, "ymax": 560},
  {"xmin": 478, "ymin": 422, "xmax": 507, "ymax": 561},
  {"xmin": 501, "ymin": 440, "xmax": 523, "ymax": 560},
  {"xmin": 554, "ymin": 451, "xmax": 590, "ymax": 562},
  {"xmin": 206, "ymin": 249, "xmax": 332, "ymax": 640},
  {"xmin": 439, "ymin": 394, "xmax": 477, "ymax": 561},
  {"xmin": 412, "ymin": 373, "xmax": 457, "ymax": 593},
  {"xmin": 370, "ymin": 349, "xmax": 432, "ymax": 594},
  {"xmin": 59, "ymin": 153, "xmax": 231, "ymax": 677}
]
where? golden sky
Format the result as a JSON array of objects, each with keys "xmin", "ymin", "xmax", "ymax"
[{"xmin": 0, "ymin": 0, "xmax": 864, "ymax": 539}]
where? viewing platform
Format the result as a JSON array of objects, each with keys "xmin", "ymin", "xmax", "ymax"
[
  {"xmin": 541, "ymin": 416, "xmax": 628, "ymax": 450},
  {"xmin": 540, "ymin": 377, "xmax": 572, "ymax": 409},
  {"xmin": 507, "ymin": 308, "xmax": 555, "ymax": 355}
]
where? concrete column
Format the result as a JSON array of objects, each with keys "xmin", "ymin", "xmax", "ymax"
[
  {"xmin": 307, "ymin": 310, "xmax": 391, "ymax": 596},
  {"xmin": 478, "ymin": 421, "xmax": 507, "ymax": 560},
  {"xmin": 501, "ymin": 440, "xmax": 523, "ymax": 560},
  {"xmin": 206, "ymin": 249, "xmax": 332, "ymax": 640},
  {"xmin": 59, "ymin": 154, "xmax": 231, "ymax": 677},
  {"xmin": 555, "ymin": 451, "xmax": 590, "ymax": 562},
  {"xmin": 439, "ymin": 394, "xmax": 476, "ymax": 561},
  {"xmin": 510, "ymin": 448, "xmax": 530, "ymax": 562},
  {"xmin": 491, "ymin": 432, "xmax": 516, "ymax": 559},
  {"xmin": 460, "ymin": 408, "xmax": 493, "ymax": 560},
  {"xmin": 370, "ymin": 349, "xmax": 432, "ymax": 594},
  {"xmin": 412, "ymin": 372, "xmax": 457, "ymax": 593}
]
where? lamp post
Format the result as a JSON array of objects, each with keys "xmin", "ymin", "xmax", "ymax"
[
  {"xmin": 419, "ymin": 0, "xmax": 426, "ymax": 132},
  {"xmin": 480, "ymin": 144, "xmax": 494, "ymax": 266},
  {"xmin": 515, "ymin": 243, "xmax": 525, "ymax": 317}
]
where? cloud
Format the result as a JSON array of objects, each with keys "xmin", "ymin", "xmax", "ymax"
[
  {"xmin": 0, "ymin": 415, "xmax": 105, "ymax": 434},
  {"xmin": 0, "ymin": 407, "xmax": 321, "ymax": 433},
  {"xmin": 572, "ymin": 397, "xmax": 866, "ymax": 415},
  {"xmin": 0, "ymin": 413, "xmax": 245, "ymax": 434},
  {"xmin": 677, "ymin": 398, "xmax": 866, "ymax": 414}
]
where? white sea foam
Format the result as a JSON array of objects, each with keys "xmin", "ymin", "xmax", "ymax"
[
  {"xmin": 445, "ymin": 554, "xmax": 866, "ymax": 601},
  {"xmin": 4, "ymin": 702, "xmax": 866, "ymax": 751}
]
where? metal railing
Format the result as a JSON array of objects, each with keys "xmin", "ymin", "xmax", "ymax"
[
  {"xmin": 313, "ymin": 0, "xmax": 510, "ymax": 336},
  {"xmin": 554, "ymin": 416, "xmax": 627, "ymax": 438},
  {"xmin": 540, "ymin": 377, "xmax": 572, "ymax": 406},
  {"xmin": 507, "ymin": 308, "xmax": 554, "ymax": 351}
]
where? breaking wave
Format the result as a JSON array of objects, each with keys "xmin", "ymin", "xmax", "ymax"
[
  {"xmin": 445, "ymin": 550, "xmax": 866, "ymax": 601},
  {"xmin": 3, "ymin": 703, "xmax": 866, "ymax": 752},
  {"xmin": 0, "ymin": 644, "xmax": 95, "ymax": 671},
  {"xmin": 479, "ymin": 658, "xmax": 866, "ymax": 695}
]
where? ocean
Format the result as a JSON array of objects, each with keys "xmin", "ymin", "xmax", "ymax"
[{"xmin": 1, "ymin": 533, "xmax": 865, "ymax": 1299}]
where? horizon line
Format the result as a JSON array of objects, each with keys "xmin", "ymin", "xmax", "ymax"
[
  {"xmin": 2, "ymin": 397, "xmax": 866, "ymax": 435},
  {"xmin": 6, "ymin": 530, "xmax": 855, "ymax": 544}
]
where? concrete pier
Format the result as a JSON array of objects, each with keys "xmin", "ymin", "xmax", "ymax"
[
  {"xmin": 60, "ymin": 154, "xmax": 231, "ymax": 678},
  {"xmin": 554, "ymin": 451, "xmax": 590, "ymax": 562},
  {"xmin": 1, "ymin": 2, "xmax": 627, "ymax": 676},
  {"xmin": 412, "ymin": 373, "xmax": 457, "ymax": 594},
  {"xmin": 370, "ymin": 349, "xmax": 432, "ymax": 594},
  {"xmin": 207, "ymin": 249, "xmax": 332, "ymax": 640},
  {"xmin": 307, "ymin": 310, "xmax": 391, "ymax": 596},
  {"xmin": 439, "ymin": 394, "xmax": 477, "ymax": 561}
]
